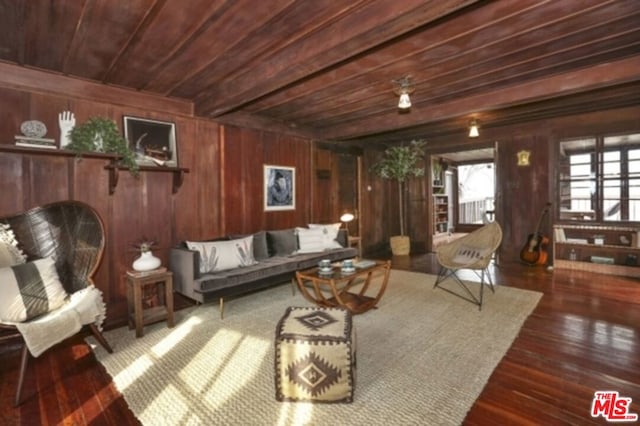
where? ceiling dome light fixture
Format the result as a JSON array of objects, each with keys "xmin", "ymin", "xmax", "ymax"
[
  {"xmin": 469, "ymin": 119, "xmax": 480, "ymax": 138},
  {"xmin": 398, "ymin": 93, "xmax": 412, "ymax": 109},
  {"xmin": 392, "ymin": 75, "xmax": 414, "ymax": 110}
]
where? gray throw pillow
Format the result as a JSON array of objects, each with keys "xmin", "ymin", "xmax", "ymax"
[
  {"xmin": 267, "ymin": 229, "xmax": 298, "ymax": 256},
  {"xmin": 252, "ymin": 231, "xmax": 269, "ymax": 260}
]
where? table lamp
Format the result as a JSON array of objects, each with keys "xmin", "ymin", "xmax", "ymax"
[{"xmin": 340, "ymin": 212, "xmax": 355, "ymax": 236}]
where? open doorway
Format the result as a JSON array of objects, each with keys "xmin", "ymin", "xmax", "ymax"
[
  {"xmin": 457, "ymin": 162, "xmax": 495, "ymax": 225},
  {"xmin": 431, "ymin": 146, "xmax": 496, "ymax": 251}
]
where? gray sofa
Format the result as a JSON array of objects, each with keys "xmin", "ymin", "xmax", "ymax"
[{"xmin": 170, "ymin": 228, "xmax": 357, "ymax": 318}]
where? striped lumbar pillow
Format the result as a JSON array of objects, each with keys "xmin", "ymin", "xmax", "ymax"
[{"xmin": 0, "ymin": 257, "xmax": 68, "ymax": 323}]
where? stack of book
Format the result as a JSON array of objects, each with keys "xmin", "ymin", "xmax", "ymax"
[
  {"xmin": 15, "ymin": 135, "xmax": 57, "ymax": 149},
  {"xmin": 355, "ymin": 259, "xmax": 376, "ymax": 269}
]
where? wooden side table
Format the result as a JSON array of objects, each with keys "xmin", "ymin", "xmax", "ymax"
[{"xmin": 126, "ymin": 270, "xmax": 174, "ymax": 338}]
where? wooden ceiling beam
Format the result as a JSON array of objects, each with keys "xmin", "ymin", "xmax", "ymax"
[
  {"xmin": 169, "ymin": 0, "xmax": 368, "ymax": 98},
  {"xmin": 193, "ymin": 0, "xmax": 480, "ymax": 117},
  {"xmin": 298, "ymin": 34, "xmax": 640, "ymax": 129},
  {"xmin": 0, "ymin": 62, "xmax": 193, "ymax": 116},
  {"xmin": 309, "ymin": 10, "xmax": 639, "ymax": 125},
  {"xmin": 246, "ymin": 0, "xmax": 619, "ymax": 119},
  {"xmin": 321, "ymin": 56, "xmax": 640, "ymax": 140},
  {"xmin": 140, "ymin": 0, "xmax": 296, "ymax": 95},
  {"xmin": 63, "ymin": 0, "xmax": 155, "ymax": 81},
  {"xmin": 1, "ymin": 0, "xmax": 639, "ymax": 146},
  {"xmin": 346, "ymin": 82, "xmax": 640, "ymax": 145},
  {"xmin": 214, "ymin": 111, "xmax": 318, "ymax": 140}
]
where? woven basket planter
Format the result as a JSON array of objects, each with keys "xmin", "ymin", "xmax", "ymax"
[{"xmin": 390, "ymin": 235, "xmax": 410, "ymax": 256}]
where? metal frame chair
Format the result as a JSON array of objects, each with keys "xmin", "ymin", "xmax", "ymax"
[{"xmin": 433, "ymin": 221, "xmax": 503, "ymax": 309}]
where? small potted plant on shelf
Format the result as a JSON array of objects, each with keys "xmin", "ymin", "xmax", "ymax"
[
  {"xmin": 370, "ymin": 139, "xmax": 426, "ymax": 256},
  {"xmin": 432, "ymin": 158, "xmax": 443, "ymax": 186},
  {"xmin": 67, "ymin": 116, "xmax": 139, "ymax": 174}
]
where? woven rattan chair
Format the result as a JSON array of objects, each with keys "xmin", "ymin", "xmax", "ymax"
[
  {"xmin": 0, "ymin": 201, "xmax": 113, "ymax": 405},
  {"xmin": 433, "ymin": 221, "xmax": 503, "ymax": 309}
]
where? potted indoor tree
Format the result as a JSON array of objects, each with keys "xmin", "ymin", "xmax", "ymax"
[
  {"xmin": 66, "ymin": 116, "xmax": 139, "ymax": 174},
  {"xmin": 371, "ymin": 139, "xmax": 426, "ymax": 255}
]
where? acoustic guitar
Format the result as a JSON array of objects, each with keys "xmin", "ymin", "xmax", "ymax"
[{"xmin": 520, "ymin": 202, "xmax": 551, "ymax": 266}]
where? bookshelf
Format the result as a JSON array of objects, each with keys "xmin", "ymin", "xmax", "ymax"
[
  {"xmin": 433, "ymin": 194, "xmax": 449, "ymax": 234},
  {"xmin": 553, "ymin": 224, "xmax": 640, "ymax": 277}
]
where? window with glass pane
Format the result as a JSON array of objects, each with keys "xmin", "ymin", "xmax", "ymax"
[
  {"xmin": 558, "ymin": 139, "xmax": 596, "ymax": 221},
  {"xmin": 630, "ymin": 149, "xmax": 640, "ymax": 221},
  {"xmin": 603, "ymin": 150, "xmax": 621, "ymax": 221},
  {"xmin": 558, "ymin": 133, "xmax": 640, "ymax": 223}
]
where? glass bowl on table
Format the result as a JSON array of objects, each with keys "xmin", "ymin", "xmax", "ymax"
[
  {"xmin": 341, "ymin": 259, "xmax": 356, "ymax": 274},
  {"xmin": 318, "ymin": 259, "xmax": 333, "ymax": 276}
]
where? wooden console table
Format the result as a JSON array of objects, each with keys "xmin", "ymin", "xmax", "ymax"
[
  {"xmin": 295, "ymin": 260, "xmax": 391, "ymax": 314},
  {"xmin": 126, "ymin": 270, "xmax": 174, "ymax": 337}
]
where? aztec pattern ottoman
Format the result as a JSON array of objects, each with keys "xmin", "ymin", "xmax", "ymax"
[{"xmin": 275, "ymin": 306, "xmax": 356, "ymax": 403}]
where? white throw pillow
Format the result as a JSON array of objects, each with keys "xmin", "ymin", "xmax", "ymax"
[
  {"xmin": 452, "ymin": 245, "xmax": 492, "ymax": 265},
  {"xmin": 0, "ymin": 223, "xmax": 27, "ymax": 268},
  {"xmin": 307, "ymin": 223, "xmax": 343, "ymax": 249},
  {"xmin": 0, "ymin": 257, "xmax": 68, "ymax": 323},
  {"xmin": 187, "ymin": 235, "xmax": 257, "ymax": 274},
  {"xmin": 296, "ymin": 227, "xmax": 327, "ymax": 253}
]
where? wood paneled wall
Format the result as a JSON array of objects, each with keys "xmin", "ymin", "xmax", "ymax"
[
  {"xmin": 1, "ymin": 63, "xmax": 638, "ymax": 327},
  {"xmin": 360, "ymin": 149, "xmax": 400, "ymax": 253},
  {"xmin": 221, "ymin": 125, "xmax": 314, "ymax": 234},
  {"xmin": 394, "ymin": 106, "xmax": 640, "ymax": 262},
  {"xmin": 0, "ymin": 67, "xmax": 336, "ymax": 328},
  {"xmin": 0, "ymin": 78, "xmax": 220, "ymax": 327}
]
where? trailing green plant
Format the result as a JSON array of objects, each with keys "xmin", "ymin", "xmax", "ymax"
[
  {"xmin": 370, "ymin": 139, "xmax": 426, "ymax": 236},
  {"xmin": 67, "ymin": 116, "xmax": 139, "ymax": 174}
]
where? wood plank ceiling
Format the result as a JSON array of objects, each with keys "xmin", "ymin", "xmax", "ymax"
[{"xmin": 1, "ymin": 0, "xmax": 639, "ymax": 146}]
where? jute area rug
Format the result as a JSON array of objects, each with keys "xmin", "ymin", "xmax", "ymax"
[{"xmin": 87, "ymin": 270, "xmax": 541, "ymax": 426}]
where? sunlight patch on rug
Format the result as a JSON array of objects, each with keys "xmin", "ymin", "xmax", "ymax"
[
  {"xmin": 151, "ymin": 315, "xmax": 202, "ymax": 357},
  {"xmin": 87, "ymin": 270, "xmax": 542, "ymax": 426},
  {"xmin": 114, "ymin": 355, "xmax": 154, "ymax": 392}
]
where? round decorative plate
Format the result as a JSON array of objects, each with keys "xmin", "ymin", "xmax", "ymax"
[{"xmin": 21, "ymin": 120, "xmax": 47, "ymax": 138}]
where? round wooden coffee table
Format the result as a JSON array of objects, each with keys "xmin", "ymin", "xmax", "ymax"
[{"xmin": 295, "ymin": 260, "xmax": 391, "ymax": 314}]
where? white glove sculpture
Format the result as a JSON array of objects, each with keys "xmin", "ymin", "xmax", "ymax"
[{"xmin": 58, "ymin": 111, "xmax": 76, "ymax": 149}]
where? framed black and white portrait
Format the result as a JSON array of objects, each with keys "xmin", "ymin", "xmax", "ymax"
[
  {"xmin": 123, "ymin": 116, "xmax": 178, "ymax": 167},
  {"xmin": 264, "ymin": 165, "xmax": 295, "ymax": 211}
]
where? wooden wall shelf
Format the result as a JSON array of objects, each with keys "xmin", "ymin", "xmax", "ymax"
[
  {"xmin": 0, "ymin": 144, "xmax": 189, "ymax": 194},
  {"xmin": 553, "ymin": 224, "xmax": 640, "ymax": 277},
  {"xmin": 104, "ymin": 164, "xmax": 189, "ymax": 194},
  {"xmin": 0, "ymin": 144, "xmax": 119, "ymax": 160}
]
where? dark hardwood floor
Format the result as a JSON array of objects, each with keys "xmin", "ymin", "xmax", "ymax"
[{"xmin": 1, "ymin": 255, "xmax": 639, "ymax": 425}]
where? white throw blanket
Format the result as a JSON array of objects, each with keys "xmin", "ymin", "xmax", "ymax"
[{"xmin": 14, "ymin": 286, "xmax": 106, "ymax": 357}]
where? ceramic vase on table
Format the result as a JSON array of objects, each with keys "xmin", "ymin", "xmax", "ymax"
[{"xmin": 132, "ymin": 251, "xmax": 161, "ymax": 271}]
